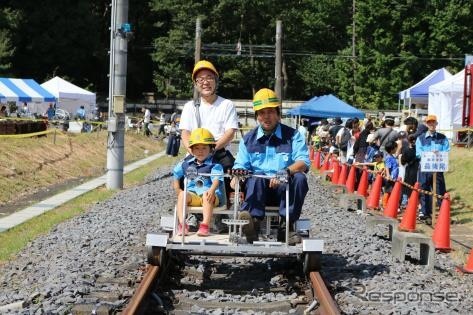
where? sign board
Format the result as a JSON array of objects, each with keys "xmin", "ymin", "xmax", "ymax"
[
  {"xmin": 113, "ymin": 95, "xmax": 125, "ymax": 114},
  {"xmin": 420, "ymin": 151, "xmax": 449, "ymax": 172}
]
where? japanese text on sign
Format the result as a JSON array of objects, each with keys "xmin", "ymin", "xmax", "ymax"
[{"xmin": 420, "ymin": 151, "xmax": 449, "ymax": 172}]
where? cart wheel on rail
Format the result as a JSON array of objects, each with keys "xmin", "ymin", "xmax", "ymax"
[
  {"xmin": 147, "ymin": 246, "xmax": 167, "ymax": 267},
  {"xmin": 303, "ymin": 252, "xmax": 321, "ymax": 273}
]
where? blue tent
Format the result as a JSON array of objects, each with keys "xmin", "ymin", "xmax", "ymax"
[
  {"xmin": 398, "ymin": 68, "xmax": 451, "ymax": 105},
  {"xmin": 0, "ymin": 78, "xmax": 56, "ymax": 103},
  {"xmin": 287, "ymin": 94, "xmax": 365, "ymax": 118}
]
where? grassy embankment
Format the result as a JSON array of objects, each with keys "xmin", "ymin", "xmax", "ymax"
[
  {"xmin": 0, "ymin": 129, "xmax": 169, "ymax": 205},
  {"xmin": 445, "ymin": 146, "xmax": 473, "ymax": 225},
  {"xmin": 0, "ymin": 130, "xmax": 181, "ymax": 263}
]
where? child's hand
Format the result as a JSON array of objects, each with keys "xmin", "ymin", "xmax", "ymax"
[{"xmin": 269, "ymin": 178, "xmax": 281, "ymax": 189}]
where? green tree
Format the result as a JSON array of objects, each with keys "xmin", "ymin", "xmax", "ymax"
[
  {"xmin": 336, "ymin": 0, "xmax": 473, "ymax": 110},
  {"xmin": 149, "ymin": 0, "xmax": 351, "ymax": 101},
  {"xmin": 149, "ymin": 0, "xmax": 201, "ymax": 99},
  {"xmin": 4, "ymin": 0, "xmax": 108, "ymax": 93},
  {"xmin": 0, "ymin": 7, "xmax": 21, "ymax": 74}
]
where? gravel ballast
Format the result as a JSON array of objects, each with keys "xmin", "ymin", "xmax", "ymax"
[{"xmin": 0, "ymin": 167, "xmax": 472, "ymax": 314}]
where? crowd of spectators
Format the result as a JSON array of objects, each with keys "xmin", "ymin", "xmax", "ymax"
[{"xmin": 310, "ymin": 113, "xmax": 449, "ymax": 224}]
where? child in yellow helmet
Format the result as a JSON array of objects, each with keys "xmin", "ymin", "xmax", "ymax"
[{"xmin": 172, "ymin": 128, "xmax": 224, "ymax": 236}]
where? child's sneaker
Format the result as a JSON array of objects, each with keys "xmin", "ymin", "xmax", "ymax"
[
  {"xmin": 177, "ymin": 223, "xmax": 189, "ymax": 236},
  {"xmin": 197, "ymin": 223, "xmax": 210, "ymax": 236}
]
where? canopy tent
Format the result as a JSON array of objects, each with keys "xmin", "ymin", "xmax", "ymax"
[
  {"xmin": 288, "ymin": 96, "xmax": 318, "ymax": 116},
  {"xmin": 398, "ymin": 68, "xmax": 452, "ymax": 106},
  {"xmin": 428, "ymin": 69, "xmax": 464, "ymax": 140},
  {"xmin": 0, "ymin": 78, "xmax": 56, "ymax": 103},
  {"xmin": 40, "ymin": 76, "xmax": 96, "ymax": 116},
  {"xmin": 287, "ymin": 94, "xmax": 365, "ymax": 119}
]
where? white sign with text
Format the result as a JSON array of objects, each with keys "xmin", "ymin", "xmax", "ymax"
[{"xmin": 420, "ymin": 151, "xmax": 449, "ymax": 172}]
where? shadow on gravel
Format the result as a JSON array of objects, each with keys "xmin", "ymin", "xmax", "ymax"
[{"xmin": 321, "ymin": 253, "xmax": 390, "ymax": 290}]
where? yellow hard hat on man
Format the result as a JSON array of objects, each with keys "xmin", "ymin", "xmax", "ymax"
[
  {"xmin": 188, "ymin": 128, "xmax": 216, "ymax": 147},
  {"xmin": 192, "ymin": 60, "xmax": 219, "ymax": 81},
  {"xmin": 252, "ymin": 88, "xmax": 280, "ymax": 112}
]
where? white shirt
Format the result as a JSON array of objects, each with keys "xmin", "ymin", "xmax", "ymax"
[
  {"xmin": 336, "ymin": 127, "xmax": 355, "ymax": 161},
  {"xmin": 297, "ymin": 125, "xmax": 307, "ymax": 141},
  {"xmin": 143, "ymin": 109, "xmax": 151, "ymax": 123},
  {"xmin": 179, "ymin": 96, "xmax": 238, "ymax": 142}
]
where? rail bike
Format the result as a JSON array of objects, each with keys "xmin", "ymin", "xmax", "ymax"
[{"xmin": 146, "ymin": 167, "xmax": 323, "ymax": 273}]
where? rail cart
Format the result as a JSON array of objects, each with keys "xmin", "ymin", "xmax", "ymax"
[{"xmin": 146, "ymin": 167, "xmax": 323, "ymax": 273}]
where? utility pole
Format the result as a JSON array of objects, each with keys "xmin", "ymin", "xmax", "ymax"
[
  {"xmin": 248, "ymin": 38, "xmax": 255, "ymax": 126},
  {"xmin": 106, "ymin": 0, "xmax": 129, "ymax": 189},
  {"xmin": 193, "ymin": 18, "xmax": 202, "ymax": 100},
  {"xmin": 274, "ymin": 20, "xmax": 282, "ymax": 109},
  {"xmin": 249, "ymin": 39, "xmax": 255, "ymax": 97}
]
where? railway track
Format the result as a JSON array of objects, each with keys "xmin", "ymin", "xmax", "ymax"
[{"xmin": 122, "ymin": 255, "xmax": 340, "ymax": 314}]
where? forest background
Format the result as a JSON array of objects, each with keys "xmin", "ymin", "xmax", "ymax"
[{"xmin": 0, "ymin": 0, "xmax": 472, "ymax": 109}]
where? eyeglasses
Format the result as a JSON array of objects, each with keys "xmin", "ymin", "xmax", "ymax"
[{"xmin": 195, "ymin": 76, "xmax": 215, "ymax": 84}]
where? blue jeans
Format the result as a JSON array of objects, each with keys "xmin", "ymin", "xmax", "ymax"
[{"xmin": 401, "ymin": 193, "xmax": 408, "ymax": 207}]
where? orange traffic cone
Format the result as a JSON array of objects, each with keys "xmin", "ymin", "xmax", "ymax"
[
  {"xmin": 432, "ymin": 193, "xmax": 451, "ymax": 252},
  {"xmin": 337, "ymin": 163, "xmax": 348, "ymax": 185},
  {"xmin": 357, "ymin": 167, "xmax": 369, "ymax": 197},
  {"xmin": 457, "ymin": 249, "xmax": 473, "ymax": 273},
  {"xmin": 383, "ymin": 178, "xmax": 402, "ymax": 218},
  {"xmin": 345, "ymin": 165, "xmax": 356, "ymax": 193},
  {"xmin": 399, "ymin": 182, "xmax": 420, "ymax": 232},
  {"xmin": 382, "ymin": 193, "xmax": 390, "ymax": 209},
  {"xmin": 331, "ymin": 159, "xmax": 340, "ymax": 184},
  {"xmin": 313, "ymin": 150, "xmax": 321, "ymax": 169},
  {"xmin": 309, "ymin": 146, "xmax": 315, "ymax": 161},
  {"xmin": 328, "ymin": 157, "xmax": 334, "ymax": 172},
  {"xmin": 367, "ymin": 173, "xmax": 383, "ymax": 209},
  {"xmin": 320, "ymin": 154, "xmax": 330, "ymax": 174}
]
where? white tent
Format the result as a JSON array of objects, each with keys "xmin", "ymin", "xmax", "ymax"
[
  {"xmin": 40, "ymin": 76, "xmax": 96, "ymax": 117},
  {"xmin": 428, "ymin": 69, "xmax": 464, "ymax": 140}
]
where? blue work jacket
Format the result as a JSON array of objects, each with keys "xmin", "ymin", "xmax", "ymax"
[
  {"xmin": 415, "ymin": 131, "xmax": 450, "ymax": 158},
  {"xmin": 233, "ymin": 123, "xmax": 310, "ymax": 175}
]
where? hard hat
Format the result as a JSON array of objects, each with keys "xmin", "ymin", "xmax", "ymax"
[
  {"xmin": 192, "ymin": 60, "xmax": 218, "ymax": 81},
  {"xmin": 426, "ymin": 114, "xmax": 437, "ymax": 122},
  {"xmin": 188, "ymin": 128, "xmax": 216, "ymax": 147},
  {"xmin": 252, "ymin": 88, "xmax": 280, "ymax": 112}
]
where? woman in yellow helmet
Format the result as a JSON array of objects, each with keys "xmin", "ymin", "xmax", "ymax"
[{"xmin": 179, "ymin": 60, "xmax": 239, "ymax": 171}]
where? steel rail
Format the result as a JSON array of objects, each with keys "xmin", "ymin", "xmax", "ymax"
[
  {"xmin": 122, "ymin": 264, "xmax": 159, "ymax": 315},
  {"xmin": 309, "ymin": 271, "xmax": 340, "ymax": 315}
]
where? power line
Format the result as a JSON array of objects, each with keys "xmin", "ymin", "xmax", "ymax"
[{"xmin": 136, "ymin": 43, "xmax": 466, "ymax": 61}]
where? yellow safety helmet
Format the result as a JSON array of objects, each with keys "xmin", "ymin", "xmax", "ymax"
[
  {"xmin": 252, "ymin": 88, "xmax": 280, "ymax": 112},
  {"xmin": 188, "ymin": 128, "xmax": 216, "ymax": 147},
  {"xmin": 192, "ymin": 60, "xmax": 219, "ymax": 81}
]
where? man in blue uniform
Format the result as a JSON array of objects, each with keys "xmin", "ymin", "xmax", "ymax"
[
  {"xmin": 416, "ymin": 114, "xmax": 450, "ymax": 223},
  {"xmin": 231, "ymin": 88, "xmax": 310, "ymax": 243}
]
